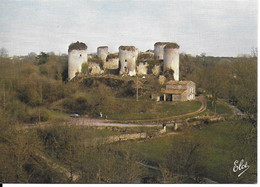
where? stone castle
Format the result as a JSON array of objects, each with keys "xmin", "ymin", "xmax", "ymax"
[{"xmin": 68, "ymin": 41, "xmax": 195, "ymax": 102}]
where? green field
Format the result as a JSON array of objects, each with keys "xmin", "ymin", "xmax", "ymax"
[
  {"xmin": 207, "ymin": 100, "xmax": 233, "ymax": 116},
  {"xmin": 36, "ymin": 118, "xmax": 256, "ymax": 183},
  {"xmin": 52, "ymin": 93, "xmax": 202, "ymax": 121},
  {"xmin": 112, "ymin": 120, "xmax": 257, "ymax": 183},
  {"xmin": 103, "ymin": 98, "xmax": 201, "ymax": 120}
]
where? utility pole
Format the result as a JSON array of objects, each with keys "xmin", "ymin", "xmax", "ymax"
[
  {"xmin": 38, "ymin": 83, "xmax": 43, "ymax": 123},
  {"xmin": 136, "ymin": 75, "xmax": 139, "ymax": 101},
  {"xmin": 3, "ymin": 83, "xmax": 5, "ymax": 112}
]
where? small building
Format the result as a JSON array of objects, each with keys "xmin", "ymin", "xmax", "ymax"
[{"xmin": 155, "ymin": 80, "xmax": 196, "ymax": 102}]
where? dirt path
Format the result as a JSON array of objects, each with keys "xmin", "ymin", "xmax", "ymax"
[
  {"xmin": 84, "ymin": 132, "xmax": 147, "ymax": 146},
  {"xmin": 35, "ymin": 152, "xmax": 79, "ymax": 182},
  {"xmin": 138, "ymin": 161, "xmax": 218, "ymax": 184}
]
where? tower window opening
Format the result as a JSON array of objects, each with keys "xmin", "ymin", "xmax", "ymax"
[
  {"xmin": 80, "ymin": 54, "xmax": 82, "ymax": 57},
  {"xmin": 125, "ymin": 59, "xmax": 127, "ymax": 62}
]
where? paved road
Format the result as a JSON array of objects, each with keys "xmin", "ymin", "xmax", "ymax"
[
  {"xmin": 66, "ymin": 120, "xmax": 175, "ymax": 127},
  {"xmin": 21, "ymin": 96, "xmax": 209, "ymax": 183},
  {"xmin": 22, "ymin": 96, "xmax": 207, "ymax": 129},
  {"xmin": 67, "ymin": 95, "xmax": 207, "ymax": 127}
]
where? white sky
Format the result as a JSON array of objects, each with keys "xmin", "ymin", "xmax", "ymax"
[{"xmin": 0, "ymin": 0, "xmax": 258, "ymax": 57}]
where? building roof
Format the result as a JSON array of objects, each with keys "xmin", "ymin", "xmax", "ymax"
[
  {"xmin": 161, "ymin": 88, "xmax": 186, "ymax": 95},
  {"xmin": 166, "ymin": 80, "xmax": 195, "ymax": 85}
]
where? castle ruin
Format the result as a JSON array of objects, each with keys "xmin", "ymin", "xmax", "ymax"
[
  {"xmin": 97, "ymin": 46, "xmax": 108, "ymax": 63},
  {"xmin": 163, "ymin": 43, "xmax": 180, "ymax": 81},
  {"xmin": 68, "ymin": 41, "xmax": 88, "ymax": 80},
  {"xmin": 67, "ymin": 41, "xmax": 196, "ymax": 102},
  {"xmin": 154, "ymin": 42, "xmax": 168, "ymax": 60},
  {"xmin": 118, "ymin": 46, "xmax": 138, "ymax": 76}
]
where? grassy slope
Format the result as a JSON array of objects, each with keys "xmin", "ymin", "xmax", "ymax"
[
  {"xmin": 75, "ymin": 127, "xmax": 122, "ymax": 139},
  {"xmin": 207, "ymin": 100, "xmax": 233, "ymax": 115},
  {"xmin": 51, "ymin": 93, "xmax": 202, "ymax": 120},
  {"xmin": 117, "ymin": 120, "xmax": 256, "ymax": 183},
  {"xmin": 104, "ymin": 98, "xmax": 201, "ymax": 120}
]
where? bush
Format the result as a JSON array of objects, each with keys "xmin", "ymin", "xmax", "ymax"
[
  {"xmin": 62, "ymin": 97, "xmax": 91, "ymax": 115},
  {"xmin": 81, "ymin": 62, "xmax": 88, "ymax": 74},
  {"xmin": 68, "ymin": 41, "xmax": 87, "ymax": 52}
]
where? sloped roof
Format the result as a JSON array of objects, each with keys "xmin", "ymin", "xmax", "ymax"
[
  {"xmin": 166, "ymin": 80, "xmax": 195, "ymax": 85},
  {"xmin": 161, "ymin": 88, "xmax": 186, "ymax": 95}
]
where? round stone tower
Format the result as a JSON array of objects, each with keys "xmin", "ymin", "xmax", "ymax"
[
  {"xmin": 68, "ymin": 41, "xmax": 88, "ymax": 80},
  {"xmin": 119, "ymin": 46, "xmax": 138, "ymax": 76},
  {"xmin": 97, "ymin": 46, "xmax": 108, "ymax": 63},
  {"xmin": 163, "ymin": 43, "xmax": 180, "ymax": 81},
  {"xmin": 154, "ymin": 42, "xmax": 168, "ymax": 60}
]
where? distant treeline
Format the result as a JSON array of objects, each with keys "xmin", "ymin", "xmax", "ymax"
[
  {"xmin": 180, "ymin": 54, "xmax": 257, "ymax": 123},
  {"xmin": 0, "ymin": 52, "xmax": 257, "ymax": 123},
  {"xmin": 0, "ymin": 51, "xmax": 257, "ymax": 183}
]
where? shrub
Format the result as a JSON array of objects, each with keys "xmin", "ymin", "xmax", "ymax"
[
  {"xmin": 62, "ymin": 97, "xmax": 91, "ymax": 115},
  {"xmin": 81, "ymin": 62, "xmax": 88, "ymax": 74},
  {"xmin": 68, "ymin": 41, "xmax": 87, "ymax": 52}
]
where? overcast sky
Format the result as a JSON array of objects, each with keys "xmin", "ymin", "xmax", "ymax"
[{"xmin": 0, "ymin": 0, "xmax": 258, "ymax": 57}]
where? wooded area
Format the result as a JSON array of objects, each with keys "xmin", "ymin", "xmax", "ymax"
[{"xmin": 0, "ymin": 51, "xmax": 257, "ymax": 183}]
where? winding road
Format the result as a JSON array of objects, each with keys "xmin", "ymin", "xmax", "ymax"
[
  {"xmin": 21, "ymin": 95, "xmax": 207, "ymax": 182},
  {"xmin": 22, "ymin": 96, "xmax": 207, "ymax": 129},
  {"xmin": 65, "ymin": 95, "xmax": 207, "ymax": 127}
]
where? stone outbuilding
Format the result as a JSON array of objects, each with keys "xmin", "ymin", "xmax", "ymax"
[{"xmin": 154, "ymin": 80, "xmax": 196, "ymax": 102}]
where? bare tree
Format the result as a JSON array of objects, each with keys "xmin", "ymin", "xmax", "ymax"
[
  {"xmin": 251, "ymin": 47, "xmax": 257, "ymax": 58},
  {"xmin": 0, "ymin": 48, "xmax": 8, "ymax": 58},
  {"xmin": 27, "ymin": 52, "xmax": 37, "ymax": 58}
]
